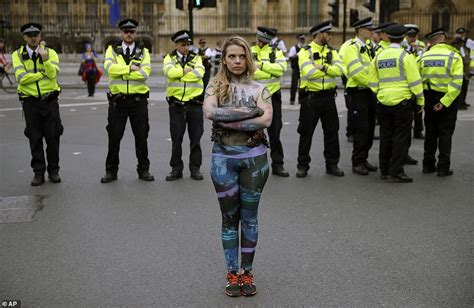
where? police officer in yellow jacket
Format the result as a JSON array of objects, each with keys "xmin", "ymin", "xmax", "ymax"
[
  {"xmin": 101, "ymin": 19, "xmax": 154, "ymax": 183},
  {"xmin": 252, "ymin": 26, "xmax": 289, "ymax": 177},
  {"xmin": 296, "ymin": 21, "xmax": 345, "ymax": 178},
  {"xmin": 13, "ymin": 23, "xmax": 63, "ymax": 186},
  {"xmin": 341, "ymin": 17, "xmax": 379, "ymax": 175},
  {"xmin": 163, "ymin": 30, "xmax": 205, "ymax": 181},
  {"xmin": 368, "ymin": 24, "xmax": 425, "ymax": 183},
  {"xmin": 339, "ymin": 36, "xmax": 357, "ymax": 142},
  {"xmin": 373, "ymin": 22, "xmax": 396, "ymax": 55},
  {"xmin": 419, "ymin": 28, "xmax": 463, "ymax": 177}
]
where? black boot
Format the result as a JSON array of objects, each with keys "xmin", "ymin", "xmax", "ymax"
[
  {"xmin": 272, "ymin": 165, "xmax": 289, "ymax": 177},
  {"xmin": 101, "ymin": 172, "xmax": 117, "ymax": 183},
  {"xmin": 138, "ymin": 170, "xmax": 155, "ymax": 181},
  {"xmin": 31, "ymin": 174, "xmax": 45, "ymax": 186},
  {"xmin": 48, "ymin": 174, "xmax": 62, "ymax": 183},
  {"xmin": 326, "ymin": 165, "xmax": 344, "ymax": 177},
  {"xmin": 190, "ymin": 170, "xmax": 204, "ymax": 180},
  {"xmin": 165, "ymin": 170, "xmax": 183, "ymax": 181}
]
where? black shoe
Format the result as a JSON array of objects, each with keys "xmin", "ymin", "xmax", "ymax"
[
  {"xmin": 458, "ymin": 103, "xmax": 468, "ymax": 110},
  {"xmin": 272, "ymin": 166, "xmax": 289, "ymax": 177},
  {"xmin": 380, "ymin": 173, "xmax": 389, "ymax": 180},
  {"xmin": 138, "ymin": 171, "xmax": 155, "ymax": 181},
  {"xmin": 347, "ymin": 135, "xmax": 354, "ymax": 143},
  {"xmin": 404, "ymin": 155, "xmax": 418, "ymax": 165},
  {"xmin": 413, "ymin": 132, "xmax": 425, "ymax": 140},
  {"xmin": 437, "ymin": 169, "xmax": 453, "ymax": 177},
  {"xmin": 290, "ymin": 100, "xmax": 295, "ymax": 105},
  {"xmin": 100, "ymin": 172, "xmax": 117, "ymax": 183},
  {"xmin": 165, "ymin": 170, "xmax": 183, "ymax": 181},
  {"xmin": 422, "ymin": 166, "xmax": 437, "ymax": 174},
  {"xmin": 225, "ymin": 271, "xmax": 240, "ymax": 297},
  {"xmin": 296, "ymin": 169, "xmax": 308, "ymax": 178},
  {"xmin": 352, "ymin": 165, "xmax": 369, "ymax": 175},
  {"xmin": 390, "ymin": 173, "xmax": 413, "ymax": 183},
  {"xmin": 363, "ymin": 161, "xmax": 378, "ymax": 172},
  {"xmin": 190, "ymin": 170, "xmax": 204, "ymax": 180},
  {"xmin": 240, "ymin": 270, "xmax": 257, "ymax": 297},
  {"xmin": 326, "ymin": 166, "xmax": 344, "ymax": 177},
  {"xmin": 48, "ymin": 174, "xmax": 61, "ymax": 183},
  {"xmin": 31, "ymin": 174, "xmax": 45, "ymax": 186}
]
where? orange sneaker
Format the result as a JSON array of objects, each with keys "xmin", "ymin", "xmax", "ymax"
[
  {"xmin": 225, "ymin": 271, "xmax": 241, "ymax": 297},
  {"xmin": 240, "ymin": 270, "xmax": 257, "ymax": 296}
]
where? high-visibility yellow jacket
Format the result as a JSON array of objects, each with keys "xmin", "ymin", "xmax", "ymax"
[
  {"xmin": 418, "ymin": 43, "xmax": 463, "ymax": 107},
  {"xmin": 368, "ymin": 44, "xmax": 424, "ymax": 106},
  {"xmin": 298, "ymin": 41, "xmax": 345, "ymax": 91},
  {"xmin": 12, "ymin": 45, "xmax": 60, "ymax": 98},
  {"xmin": 341, "ymin": 38, "xmax": 375, "ymax": 88},
  {"xmin": 402, "ymin": 39, "xmax": 426, "ymax": 55},
  {"xmin": 374, "ymin": 40, "xmax": 390, "ymax": 55},
  {"xmin": 251, "ymin": 44, "xmax": 287, "ymax": 94},
  {"xmin": 338, "ymin": 37, "xmax": 355, "ymax": 64},
  {"xmin": 104, "ymin": 44, "xmax": 151, "ymax": 95},
  {"xmin": 163, "ymin": 50, "xmax": 204, "ymax": 102}
]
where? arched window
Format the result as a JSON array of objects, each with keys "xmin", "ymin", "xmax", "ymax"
[{"xmin": 430, "ymin": 0, "xmax": 455, "ymax": 32}]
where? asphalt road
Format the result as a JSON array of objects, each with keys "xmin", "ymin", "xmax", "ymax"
[{"xmin": 0, "ymin": 87, "xmax": 473, "ymax": 307}]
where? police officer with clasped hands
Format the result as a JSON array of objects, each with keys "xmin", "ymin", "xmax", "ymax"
[
  {"xmin": 12, "ymin": 23, "xmax": 63, "ymax": 186},
  {"xmin": 101, "ymin": 19, "xmax": 154, "ymax": 183}
]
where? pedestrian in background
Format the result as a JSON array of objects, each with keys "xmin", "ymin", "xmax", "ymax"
[
  {"xmin": 101, "ymin": 18, "xmax": 154, "ymax": 183},
  {"xmin": 452, "ymin": 27, "xmax": 471, "ymax": 110},
  {"xmin": 0, "ymin": 38, "xmax": 11, "ymax": 73},
  {"xmin": 288, "ymin": 33, "xmax": 306, "ymax": 105},
  {"xmin": 203, "ymin": 36, "xmax": 272, "ymax": 297},
  {"xmin": 163, "ymin": 30, "xmax": 205, "ymax": 181},
  {"xmin": 81, "ymin": 43, "xmax": 102, "ymax": 97},
  {"xmin": 12, "ymin": 23, "xmax": 63, "ymax": 186},
  {"xmin": 198, "ymin": 37, "xmax": 213, "ymax": 90},
  {"xmin": 211, "ymin": 40, "xmax": 222, "ymax": 77}
]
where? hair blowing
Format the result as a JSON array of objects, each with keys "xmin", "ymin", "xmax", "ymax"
[{"xmin": 210, "ymin": 36, "xmax": 256, "ymax": 103}]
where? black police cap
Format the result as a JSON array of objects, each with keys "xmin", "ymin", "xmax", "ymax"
[
  {"xmin": 118, "ymin": 18, "xmax": 138, "ymax": 30},
  {"xmin": 456, "ymin": 27, "xmax": 467, "ymax": 34},
  {"xmin": 172, "ymin": 30, "xmax": 192, "ymax": 43},
  {"xmin": 404, "ymin": 24, "xmax": 420, "ymax": 35},
  {"xmin": 310, "ymin": 21, "xmax": 334, "ymax": 36},
  {"xmin": 21, "ymin": 23, "xmax": 42, "ymax": 34},
  {"xmin": 374, "ymin": 22, "xmax": 396, "ymax": 33},
  {"xmin": 296, "ymin": 33, "xmax": 306, "ymax": 39},
  {"xmin": 256, "ymin": 26, "xmax": 276, "ymax": 43},
  {"xmin": 352, "ymin": 17, "xmax": 373, "ymax": 29},
  {"xmin": 386, "ymin": 24, "xmax": 407, "ymax": 39},
  {"xmin": 426, "ymin": 27, "xmax": 445, "ymax": 40}
]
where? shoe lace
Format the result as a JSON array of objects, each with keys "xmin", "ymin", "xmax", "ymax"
[
  {"xmin": 240, "ymin": 272, "xmax": 253, "ymax": 286},
  {"xmin": 227, "ymin": 272, "xmax": 239, "ymax": 286}
]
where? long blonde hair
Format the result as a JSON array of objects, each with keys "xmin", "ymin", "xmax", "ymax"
[{"xmin": 210, "ymin": 36, "xmax": 256, "ymax": 103}]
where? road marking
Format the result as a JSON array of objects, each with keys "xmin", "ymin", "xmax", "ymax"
[
  {"xmin": 91, "ymin": 107, "xmax": 97, "ymax": 110},
  {"xmin": 69, "ymin": 109, "xmax": 76, "ymax": 111},
  {"xmin": 0, "ymin": 101, "xmax": 108, "ymax": 112},
  {"xmin": 166, "ymin": 138, "xmax": 171, "ymax": 141},
  {"xmin": 0, "ymin": 114, "xmax": 5, "ymax": 117},
  {"xmin": 283, "ymin": 122, "xmax": 291, "ymax": 125},
  {"xmin": 73, "ymin": 152, "xmax": 81, "ymax": 155}
]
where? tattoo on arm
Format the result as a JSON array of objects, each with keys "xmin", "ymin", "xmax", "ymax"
[
  {"xmin": 211, "ymin": 108, "xmax": 262, "ymax": 122},
  {"xmin": 204, "ymin": 84, "xmax": 215, "ymax": 99},
  {"xmin": 217, "ymin": 120, "xmax": 263, "ymax": 131},
  {"xmin": 262, "ymin": 87, "xmax": 272, "ymax": 104}
]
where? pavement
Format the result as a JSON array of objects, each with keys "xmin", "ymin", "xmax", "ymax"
[{"xmin": 0, "ymin": 81, "xmax": 473, "ymax": 306}]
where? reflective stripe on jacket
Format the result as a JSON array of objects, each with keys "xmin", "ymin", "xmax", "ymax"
[
  {"xmin": 12, "ymin": 46, "xmax": 60, "ymax": 97},
  {"xmin": 163, "ymin": 51, "xmax": 204, "ymax": 102},
  {"xmin": 251, "ymin": 44, "xmax": 287, "ymax": 94},
  {"xmin": 368, "ymin": 45, "xmax": 424, "ymax": 106},
  {"xmin": 298, "ymin": 41, "xmax": 345, "ymax": 91},
  {"xmin": 341, "ymin": 39, "xmax": 373, "ymax": 88},
  {"xmin": 104, "ymin": 44, "xmax": 151, "ymax": 95},
  {"xmin": 418, "ymin": 43, "xmax": 463, "ymax": 107}
]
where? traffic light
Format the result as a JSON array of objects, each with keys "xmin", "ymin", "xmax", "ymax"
[
  {"xmin": 193, "ymin": 0, "xmax": 216, "ymax": 9},
  {"xmin": 328, "ymin": 0, "xmax": 339, "ymax": 27},
  {"xmin": 363, "ymin": 0, "xmax": 376, "ymax": 12}
]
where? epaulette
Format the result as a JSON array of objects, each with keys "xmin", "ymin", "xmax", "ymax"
[{"xmin": 303, "ymin": 45, "xmax": 312, "ymax": 50}]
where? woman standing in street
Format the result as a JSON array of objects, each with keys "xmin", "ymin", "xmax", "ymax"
[
  {"xmin": 81, "ymin": 43, "xmax": 101, "ymax": 97},
  {"xmin": 203, "ymin": 36, "xmax": 273, "ymax": 297}
]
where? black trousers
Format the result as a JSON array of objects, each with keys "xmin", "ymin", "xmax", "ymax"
[
  {"xmin": 268, "ymin": 90, "xmax": 285, "ymax": 168},
  {"xmin": 349, "ymin": 89, "xmax": 377, "ymax": 166},
  {"xmin": 413, "ymin": 107, "xmax": 423, "ymax": 135},
  {"xmin": 168, "ymin": 103, "xmax": 203, "ymax": 172},
  {"xmin": 22, "ymin": 97, "xmax": 63, "ymax": 175},
  {"xmin": 377, "ymin": 101, "xmax": 413, "ymax": 176},
  {"xmin": 86, "ymin": 73, "xmax": 96, "ymax": 96},
  {"xmin": 203, "ymin": 67, "xmax": 211, "ymax": 91},
  {"xmin": 297, "ymin": 90, "xmax": 340, "ymax": 170},
  {"xmin": 105, "ymin": 96, "xmax": 150, "ymax": 174},
  {"xmin": 423, "ymin": 90, "xmax": 458, "ymax": 171},
  {"xmin": 290, "ymin": 67, "xmax": 299, "ymax": 102},
  {"xmin": 460, "ymin": 77, "xmax": 470, "ymax": 104}
]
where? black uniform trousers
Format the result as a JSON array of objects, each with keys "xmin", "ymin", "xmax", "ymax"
[
  {"xmin": 377, "ymin": 100, "xmax": 414, "ymax": 176},
  {"xmin": 22, "ymin": 96, "xmax": 63, "ymax": 176},
  {"xmin": 297, "ymin": 90, "xmax": 340, "ymax": 171},
  {"xmin": 105, "ymin": 95, "xmax": 150, "ymax": 174},
  {"xmin": 290, "ymin": 66, "xmax": 300, "ymax": 102},
  {"xmin": 203, "ymin": 67, "xmax": 211, "ymax": 91},
  {"xmin": 413, "ymin": 107, "xmax": 423, "ymax": 135},
  {"xmin": 460, "ymin": 77, "xmax": 470, "ymax": 104},
  {"xmin": 348, "ymin": 88, "xmax": 377, "ymax": 166},
  {"xmin": 268, "ymin": 90, "xmax": 285, "ymax": 168},
  {"xmin": 423, "ymin": 90, "xmax": 458, "ymax": 171},
  {"xmin": 168, "ymin": 102, "xmax": 204, "ymax": 172}
]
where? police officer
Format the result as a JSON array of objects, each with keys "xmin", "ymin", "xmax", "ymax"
[
  {"xmin": 338, "ymin": 34, "xmax": 357, "ymax": 142},
  {"xmin": 373, "ymin": 22, "xmax": 396, "ymax": 54},
  {"xmin": 252, "ymin": 26, "xmax": 289, "ymax": 177},
  {"xmin": 296, "ymin": 21, "xmax": 345, "ymax": 178},
  {"xmin": 12, "ymin": 23, "xmax": 63, "ymax": 186},
  {"xmin": 288, "ymin": 34, "xmax": 306, "ymax": 105},
  {"xmin": 419, "ymin": 28, "xmax": 463, "ymax": 177},
  {"xmin": 341, "ymin": 17, "xmax": 378, "ymax": 175},
  {"xmin": 198, "ymin": 37, "xmax": 213, "ymax": 90},
  {"xmin": 402, "ymin": 24, "xmax": 426, "ymax": 140},
  {"xmin": 453, "ymin": 27, "xmax": 471, "ymax": 110},
  {"xmin": 163, "ymin": 30, "xmax": 205, "ymax": 181},
  {"xmin": 368, "ymin": 24, "xmax": 424, "ymax": 183},
  {"xmin": 101, "ymin": 19, "xmax": 154, "ymax": 183}
]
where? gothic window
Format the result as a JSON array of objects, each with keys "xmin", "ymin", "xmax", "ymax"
[
  {"xmin": 431, "ymin": 0, "xmax": 455, "ymax": 32},
  {"xmin": 297, "ymin": 0, "xmax": 318, "ymax": 28},
  {"xmin": 228, "ymin": 0, "xmax": 249, "ymax": 28}
]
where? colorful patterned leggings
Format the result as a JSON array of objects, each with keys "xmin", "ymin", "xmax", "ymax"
[{"xmin": 210, "ymin": 144, "xmax": 269, "ymax": 272}]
